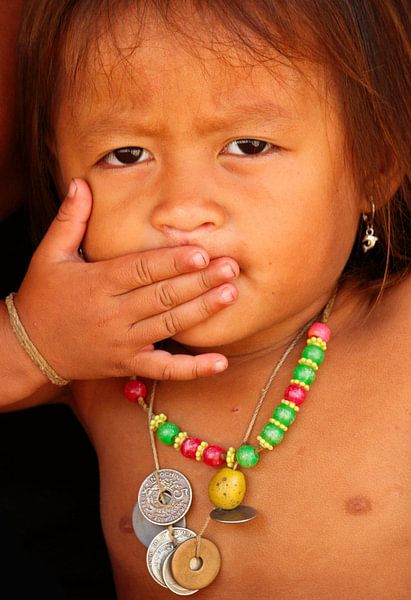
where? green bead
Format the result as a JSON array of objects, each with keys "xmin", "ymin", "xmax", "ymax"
[
  {"xmin": 157, "ymin": 422, "xmax": 179, "ymax": 445},
  {"xmin": 293, "ymin": 363, "xmax": 316, "ymax": 385},
  {"xmin": 235, "ymin": 445, "xmax": 259, "ymax": 468},
  {"xmin": 302, "ymin": 344, "xmax": 324, "ymax": 365},
  {"xmin": 273, "ymin": 405, "xmax": 296, "ymax": 426},
  {"xmin": 260, "ymin": 422, "xmax": 284, "ymax": 446}
]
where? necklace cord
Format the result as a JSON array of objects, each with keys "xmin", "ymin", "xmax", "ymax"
[
  {"xmin": 147, "ymin": 380, "xmax": 167, "ymax": 497},
  {"xmin": 144, "ymin": 291, "xmax": 337, "ymax": 552},
  {"xmin": 239, "ymin": 317, "xmax": 315, "ymax": 447}
]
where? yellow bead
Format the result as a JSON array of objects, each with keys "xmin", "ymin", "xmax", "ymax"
[
  {"xmin": 307, "ymin": 337, "xmax": 327, "ymax": 351},
  {"xmin": 298, "ymin": 357, "xmax": 318, "ymax": 371},
  {"xmin": 226, "ymin": 447, "xmax": 236, "ymax": 468},
  {"xmin": 208, "ymin": 467, "xmax": 246, "ymax": 510},
  {"xmin": 257, "ymin": 435, "xmax": 273, "ymax": 451},
  {"xmin": 173, "ymin": 431, "xmax": 188, "ymax": 450},
  {"xmin": 150, "ymin": 412, "xmax": 168, "ymax": 431},
  {"xmin": 290, "ymin": 379, "xmax": 310, "ymax": 391},
  {"xmin": 281, "ymin": 399, "xmax": 300, "ymax": 412},
  {"xmin": 195, "ymin": 441, "xmax": 208, "ymax": 461},
  {"xmin": 269, "ymin": 418, "xmax": 288, "ymax": 432}
]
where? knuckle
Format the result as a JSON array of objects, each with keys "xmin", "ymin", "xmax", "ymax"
[
  {"xmin": 113, "ymin": 357, "xmax": 132, "ymax": 375},
  {"xmin": 155, "ymin": 281, "xmax": 178, "ymax": 309},
  {"xmin": 161, "ymin": 310, "xmax": 181, "ymax": 336},
  {"xmin": 172, "ymin": 253, "xmax": 182, "ymax": 275},
  {"xmin": 191, "ymin": 362, "xmax": 201, "ymax": 378},
  {"xmin": 55, "ymin": 203, "xmax": 72, "ymax": 223},
  {"xmin": 161, "ymin": 362, "xmax": 174, "ymax": 381},
  {"xmin": 133, "ymin": 256, "xmax": 154, "ymax": 286},
  {"xmin": 198, "ymin": 295, "xmax": 213, "ymax": 318},
  {"xmin": 198, "ymin": 268, "xmax": 210, "ymax": 291}
]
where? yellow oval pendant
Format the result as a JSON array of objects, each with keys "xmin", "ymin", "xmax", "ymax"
[{"xmin": 208, "ymin": 467, "xmax": 246, "ymax": 510}]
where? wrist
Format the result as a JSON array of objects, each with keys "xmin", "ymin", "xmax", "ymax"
[{"xmin": 0, "ymin": 299, "xmax": 50, "ymax": 403}]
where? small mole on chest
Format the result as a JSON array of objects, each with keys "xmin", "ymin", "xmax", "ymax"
[
  {"xmin": 119, "ymin": 515, "xmax": 134, "ymax": 533},
  {"xmin": 345, "ymin": 495, "xmax": 373, "ymax": 515}
]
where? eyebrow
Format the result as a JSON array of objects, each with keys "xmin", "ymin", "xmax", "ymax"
[
  {"xmin": 195, "ymin": 101, "xmax": 296, "ymax": 133},
  {"xmin": 75, "ymin": 100, "xmax": 295, "ymax": 146}
]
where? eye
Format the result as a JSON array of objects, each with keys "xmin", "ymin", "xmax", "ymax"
[
  {"xmin": 222, "ymin": 138, "xmax": 275, "ymax": 157},
  {"xmin": 100, "ymin": 146, "xmax": 151, "ymax": 167}
]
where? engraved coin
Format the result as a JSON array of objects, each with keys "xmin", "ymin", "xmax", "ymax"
[
  {"xmin": 146, "ymin": 527, "xmax": 195, "ymax": 587},
  {"xmin": 163, "ymin": 552, "xmax": 199, "ymax": 595},
  {"xmin": 210, "ymin": 504, "xmax": 257, "ymax": 524},
  {"xmin": 138, "ymin": 469, "xmax": 192, "ymax": 526},
  {"xmin": 132, "ymin": 500, "xmax": 186, "ymax": 547},
  {"xmin": 171, "ymin": 537, "xmax": 221, "ymax": 590}
]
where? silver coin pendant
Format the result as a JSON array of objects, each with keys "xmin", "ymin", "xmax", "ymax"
[
  {"xmin": 138, "ymin": 469, "xmax": 192, "ymax": 526},
  {"xmin": 132, "ymin": 500, "xmax": 186, "ymax": 547},
  {"xmin": 146, "ymin": 527, "xmax": 195, "ymax": 588}
]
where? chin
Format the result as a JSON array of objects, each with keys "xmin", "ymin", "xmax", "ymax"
[{"xmin": 171, "ymin": 311, "xmax": 244, "ymax": 351}]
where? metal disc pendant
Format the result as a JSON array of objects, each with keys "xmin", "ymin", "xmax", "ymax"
[
  {"xmin": 146, "ymin": 527, "xmax": 196, "ymax": 588},
  {"xmin": 210, "ymin": 504, "xmax": 257, "ymax": 524},
  {"xmin": 132, "ymin": 500, "xmax": 186, "ymax": 547},
  {"xmin": 138, "ymin": 469, "xmax": 192, "ymax": 526},
  {"xmin": 171, "ymin": 537, "xmax": 221, "ymax": 590},
  {"xmin": 162, "ymin": 553, "xmax": 199, "ymax": 596}
]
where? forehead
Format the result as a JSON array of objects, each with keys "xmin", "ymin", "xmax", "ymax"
[{"xmin": 57, "ymin": 8, "xmax": 332, "ymax": 132}]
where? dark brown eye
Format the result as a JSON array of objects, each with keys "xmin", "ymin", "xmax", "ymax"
[
  {"xmin": 224, "ymin": 139, "xmax": 273, "ymax": 156},
  {"xmin": 113, "ymin": 147, "xmax": 143, "ymax": 163},
  {"xmin": 102, "ymin": 147, "xmax": 149, "ymax": 166}
]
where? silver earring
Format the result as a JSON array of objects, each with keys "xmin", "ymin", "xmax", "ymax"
[{"xmin": 362, "ymin": 199, "xmax": 378, "ymax": 253}]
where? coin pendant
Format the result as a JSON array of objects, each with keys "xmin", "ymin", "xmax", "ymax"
[
  {"xmin": 132, "ymin": 501, "xmax": 186, "ymax": 547},
  {"xmin": 210, "ymin": 504, "xmax": 257, "ymax": 524},
  {"xmin": 138, "ymin": 469, "xmax": 192, "ymax": 526},
  {"xmin": 171, "ymin": 537, "xmax": 221, "ymax": 590},
  {"xmin": 162, "ymin": 552, "xmax": 199, "ymax": 595},
  {"xmin": 146, "ymin": 527, "xmax": 195, "ymax": 587}
]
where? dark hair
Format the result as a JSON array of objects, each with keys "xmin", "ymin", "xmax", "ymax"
[{"xmin": 18, "ymin": 0, "xmax": 410, "ymax": 289}]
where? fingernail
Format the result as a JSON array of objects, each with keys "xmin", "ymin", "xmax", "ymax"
[
  {"xmin": 220, "ymin": 286, "xmax": 236, "ymax": 303},
  {"xmin": 191, "ymin": 252, "xmax": 208, "ymax": 267},
  {"xmin": 213, "ymin": 359, "xmax": 227, "ymax": 373},
  {"xmin": 67, "ymin": 179, "xmax": 77, "ymax": 198},
  {"xmin": 221, "ymin": 263, "xmax": 238, "ymax": 278}
]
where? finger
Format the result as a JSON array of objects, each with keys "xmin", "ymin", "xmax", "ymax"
[
  {"xmin": 130, "ymin": 348, "xmax": 228, "ymax": 380},
  {"xmin": 130, "ymin": 282, "xmax": 238, "ymax": 343},
  {"xmin": 101, "ymin": 246, "xmax": 215, "ymax": 294},
  {"xmin": 120, "ymin": 257, "xmax": 239, "ymax": 320},
  {"xmin": 37, "ymin": 178, "xmax": 92, "ymax": 260}
]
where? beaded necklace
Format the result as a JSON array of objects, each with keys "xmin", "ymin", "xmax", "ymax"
[{"xmin": 124, "ymin": 296, "xmax": 335, "ymax": 593}]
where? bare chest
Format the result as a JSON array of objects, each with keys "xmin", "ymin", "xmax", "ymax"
[{"xmin": 73, "ymin": 369, "xmax": 409, "ymax": 600}]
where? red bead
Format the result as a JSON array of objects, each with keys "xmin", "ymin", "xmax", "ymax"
[
  {"xmin": 181, "ymin": 437, "xmax": 201, "ymax": 459},
  {"xmin": 308, "ymin": 322, "xmax": 331, "ymax": 342},
  {"xmin": 123, "ymin": 379, "xmax": 147, "ymax": 402},
  {"xmin": 202, "ymin": 445, "xmax": 225, "ymax": 467},
  {"xmin": 284, "ymin": 384, "xmax": 306, "ymax": 405}
]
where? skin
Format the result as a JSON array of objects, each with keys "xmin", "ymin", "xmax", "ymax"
[
  {"xmin": 56, "ymin": 35, "xmax": 359, "ymax": 356},
  {"xmin": 26, "ymin": 14, "xmax": 411, "ymax": 600},
  {"xmin": 0, "ymin": 0, "xmax": 240, "ymax": 405}
]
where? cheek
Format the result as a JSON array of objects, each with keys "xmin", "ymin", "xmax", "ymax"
[
  {"xmin": 246, "ymin": 163, "xmax": 360, "ymax": 291},
  {"xmin": 82, "ymin": 179, "xmax": 152, "ymax": 260}
]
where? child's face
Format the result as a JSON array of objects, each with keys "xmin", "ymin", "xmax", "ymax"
[{"xmin": 55, "ymin": 19, "xmax": 362, "ymax": 354}]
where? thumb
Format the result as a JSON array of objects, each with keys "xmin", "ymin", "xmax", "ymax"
[{"xmin": 38, "ymin": 178, "xmax": 93, "ymax": 259}]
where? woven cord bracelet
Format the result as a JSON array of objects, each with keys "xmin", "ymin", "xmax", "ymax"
[{"xmin": 5, "ymin": 293, "xmax": 70, "ymax": 386}]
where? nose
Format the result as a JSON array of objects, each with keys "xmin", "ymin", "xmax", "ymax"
[{"xmin": 151, "ymin": 168, "xmax": 226, "ymax": 238}]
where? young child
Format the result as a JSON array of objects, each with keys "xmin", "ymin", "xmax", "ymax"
[{"xmin": 15, "ymin": 1, "xmax": 410, "ymax": 598}]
